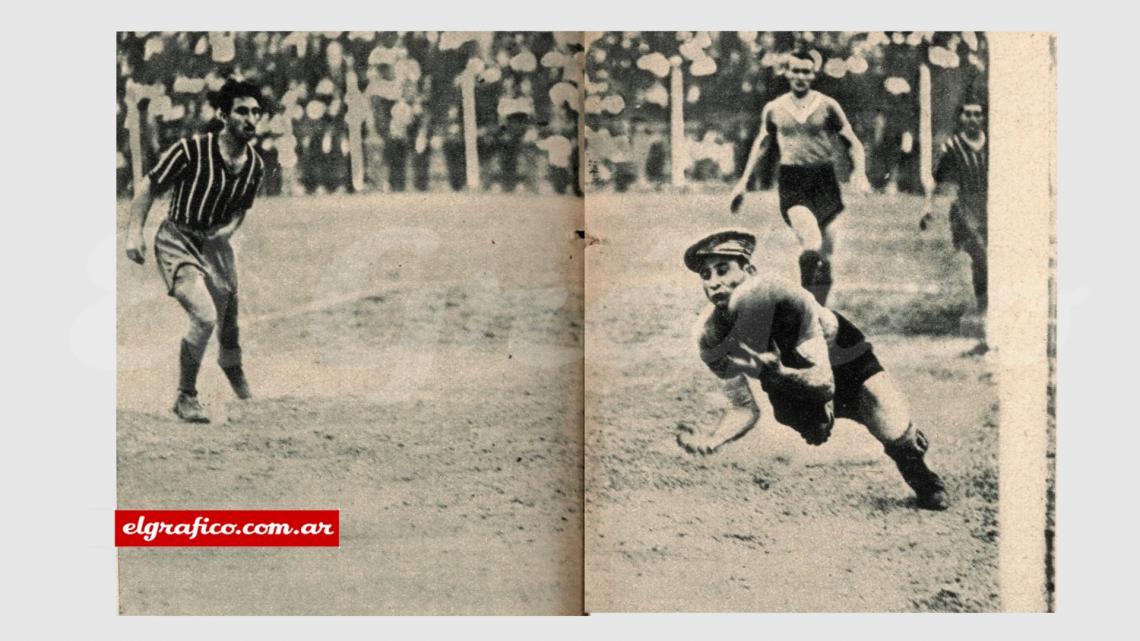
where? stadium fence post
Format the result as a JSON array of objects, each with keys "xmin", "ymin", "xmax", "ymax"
[
  {"xmin": 669, "ymin": 58, "xmax": 686, "ymax": 188},
  {"xmin": 461, "ymin": 69, "xmax": 481, "ymax": 190},
  {"xmin": 123, "ymin": 83, "xmax": 146, "ymax": 190},
  {"xmin": 345, "ymin": 71, "xmax": 367, "ymax": 193},
  {"xmin": 919, "ymin": 62, "xmax": 933, "ymax": 191}
]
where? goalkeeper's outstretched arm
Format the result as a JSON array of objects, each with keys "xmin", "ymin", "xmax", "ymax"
[{"xmin": 677, "ymin": 375, "xmax": 761, "ymax": 455}]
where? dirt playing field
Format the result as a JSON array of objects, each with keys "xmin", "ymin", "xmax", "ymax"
[
  {"xmin": 584, "ymin": 189, "xmax": 999, "ymax": 612},
  {"xmin": 116, "ymin": 191, "xmax": 584, "ymax": 615},
  {"xmin": 117, "ymin": 188, "xmax": 996, "ymax": 614}
]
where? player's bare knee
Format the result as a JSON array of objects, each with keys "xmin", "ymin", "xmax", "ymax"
[
  {"xmin": 185, "ymin": 310, "xmax": 216, "ymax": 347},
  {"xmin": 191, "ymin": 308, "xmax": 217, "ymax": 331},
  {"xmin": 173, "ymin": 269, "xmax": 210, "ymax": 302},
  {"xmin": 788, "ymin": 206, "xmax": 822, "ymax": 250},
  {"xmin": 179, "ymin": 296, "xmax": 217, "ymax": 345},
  {"xmin": 854, "ymin": 373, "xmax": 911, "ymax": 443}
]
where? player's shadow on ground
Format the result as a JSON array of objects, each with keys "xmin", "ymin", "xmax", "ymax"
[{"xmin": 863, "ymin": 494, "xmax": 925, "ymax": 513}]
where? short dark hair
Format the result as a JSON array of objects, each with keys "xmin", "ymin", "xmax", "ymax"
[
  {"xmin": 789, "ymin": 47, "xmax": 816, "ymax": 66},
  {"xmin": 208, "ymin": 79, "xmax": 266, "ymax": 114},
  {"xmin": 788, "ymin": 47, "xmax": 816, "ymax": 62}
]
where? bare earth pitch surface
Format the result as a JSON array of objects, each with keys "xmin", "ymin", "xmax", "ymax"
[
  {"xmin": 117, "ymin": 192, "xmax": 583, "ymax": 615},
  {"xmin": 117, "ymin": 188, "xmax": 996, "ymax": 613},
  {"xmin": 585, "ymin": 190, "xmax": 997, "ymax": 612}
]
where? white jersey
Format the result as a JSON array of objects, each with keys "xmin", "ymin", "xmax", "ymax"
[{"xmin": 761, "ymin": 90, "xmax": 850, "ymax": 167}]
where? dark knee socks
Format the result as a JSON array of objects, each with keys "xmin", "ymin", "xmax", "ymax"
[
  {"xmin": 179, "ymin": 338, "xmax": 208, "ymax": 396},
  {"xmin": 884, "ymin": 424, "xmax": 946, "ymax": 497},
  {"xmin": 799, "ymin": 250, "xmax": 832, "ymax": 305},
  {"xmin": 971, "ymin": 256, "xmax": 988, "ymax": 312},
  {"xmin": 798, "ymin": 250, "xmax": 822, "ymax": 288},
  {"xmin": 813, "ymin": 258, "xmax": 832, "ymax": 305},
  {"xmin": 223, "ymin": 365, "xmax": 247, "ymax": 388}
]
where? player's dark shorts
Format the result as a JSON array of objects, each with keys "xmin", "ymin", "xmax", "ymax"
[
  {"xmin": 949, "ymin": 196, "xmax": 987, "ymax": 253},
  {"xmin": 765, "ymin": 312, "xmax": 883, "ymax": 435},
  {"xmin": 830, "ymin": 312, "xmax": 884, "ymax": 420},
  {"xmin": 153, "ymin": 219, "xmax": 238, "ymax": 297},
  {"xmin": 777, "ymin": 164, "xmax": 844, "ymax": 228}
]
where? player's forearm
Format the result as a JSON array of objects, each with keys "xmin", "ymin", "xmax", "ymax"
[
  {"xmin": 713, "ymin": 405, "xmax": 760, "ymax": 442},
  {"xmin": 720, "ymin": 373, "xmax": 758, "ymax": 409},
  {"xmin": 847, "ymin": 137, "xmax": 867, "ymax": 178},
  {"xmin": 707, "ymin": 376, "xmax": 760, "ymax": 443},
  {"xmin": 761, "ymin": 364, "xmax": 834, "ymax": 404},
  {"xmin": 925, "ymin": 168, "xmax": 951, "ymax": 196},
  {"xmin": 734, "ymin": 136, "xmax": 766, "ymax": 190},
  {"xmin": 126, "ymin": 179, "xmax": 155, "ymax": 240}
]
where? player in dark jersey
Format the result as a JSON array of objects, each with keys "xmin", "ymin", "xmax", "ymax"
[
  {"xmin": 729, "ymin": 49, "xmax": 871, "ymax": 306},
  {"xmin": 676, "ymin": 231, "xmax": 949, "ymax": 510},
  {"xmin": 125, "ymin": 79, "xmax": 268, "ymax": 423},
  {"xmin": 922, "ymin": 101, "xmax": 989, "ymax": 321}
]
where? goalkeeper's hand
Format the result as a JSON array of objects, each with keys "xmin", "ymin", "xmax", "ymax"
[
  {"xmin": 729, "ymin": 184, "xmax": 746, "ymax": 214},
  {"xmin": 919, "ymin": 205, "xmax": 935, "ymax": 231},
  {"xmin": 677, "ymin": 405, "xmax": 760, "ymax": 456}
]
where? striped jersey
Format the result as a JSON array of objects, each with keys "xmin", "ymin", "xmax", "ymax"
[
  {"xmin": 147, "ymin": 132, "xmax": 265, "ymax": 230},
  {"xmin": 934, "ymin": 132, "xmax": 987, "ymax": 207}
]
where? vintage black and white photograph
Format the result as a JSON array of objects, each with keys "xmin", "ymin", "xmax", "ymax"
[
  {"xmin": 114, "ymin": 29, "xmax": 1054, "ymax": 616},
  {"xmin": 116, "ymin": 31, "xmax": 586, "ymax": 615},
  {"xmin": 582, "ymin": 31, "xmax": 1054, "ymax": 612}
]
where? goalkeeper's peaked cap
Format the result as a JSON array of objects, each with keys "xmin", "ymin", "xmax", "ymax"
[{"xmin": 684, "ymin": 230, "xmax": 757, "ymax": 272}]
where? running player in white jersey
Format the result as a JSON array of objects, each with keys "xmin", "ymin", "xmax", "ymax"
[{"xmin": 729, "ymin": 49, "xmax": 871, "ymax": 305}]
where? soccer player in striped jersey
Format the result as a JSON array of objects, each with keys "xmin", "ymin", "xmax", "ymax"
[
  {"xmin": 921, "ymin": 101, "xmax": 988, "ymax": 328},
  {"xmin": 125, "ymin": 79, "xmax": 268, "ymax": 423},
  {"xmin": 729, "ymin": 48, "xmax": 872, "ymax": 306}
]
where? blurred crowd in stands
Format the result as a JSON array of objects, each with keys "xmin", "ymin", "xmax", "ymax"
[{"xmin": 116, "ymin": 32, "xmax": 986, "ymax": 198}]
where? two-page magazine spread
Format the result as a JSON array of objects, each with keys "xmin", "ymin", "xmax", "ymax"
[{"xmin": 115, "ymin": 31, "xmax": 1055, "ymax": 614}]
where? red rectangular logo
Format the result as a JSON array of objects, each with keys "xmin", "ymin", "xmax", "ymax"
[{"xmin": 115, "ymin": 510, "xmax": 339, "ymax": 547}]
